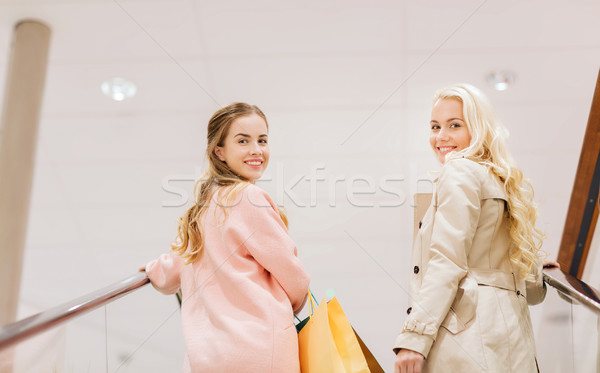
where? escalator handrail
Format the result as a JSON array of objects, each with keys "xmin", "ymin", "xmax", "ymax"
[
  {"xmin": 543, "ymin": 267, "xmax": 600, "ymax": 315},
  {"xmin": 0, "ymin": 271, "xmax": 149, "ymax": 351},
  {"xmin": 2, "ymin": 267, "xmax": 598, "ymax": 352}
]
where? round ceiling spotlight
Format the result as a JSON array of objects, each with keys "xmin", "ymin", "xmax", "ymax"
[
  {"xmin": 485, "ymin": 70, "xmax": 516, "ymax": 91},
  {"xmin": 101, "ymin": 77, "xmax": 137, "ymax": 101}
]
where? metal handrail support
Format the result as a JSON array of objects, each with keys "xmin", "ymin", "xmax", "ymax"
[
  {"xmin": 0, "ymin": 272, "xmax": 149, "ymax": 351},
  {"xmin": 543, "ymin": 267, "xmax": 600, "ymax": 315}
]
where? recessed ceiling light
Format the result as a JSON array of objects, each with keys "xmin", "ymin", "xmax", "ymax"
[
  {"xmin": 101, "ymin": 77, "xmax": 137, "ymax": 101},
  {"xmin": 485, "ymin": 70, "xmax": 516, "ymax": 91}
]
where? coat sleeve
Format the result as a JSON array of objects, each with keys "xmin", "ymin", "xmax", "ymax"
[
  {"xmin": 394, "ymin": 159, "xmax": 481, "ymax": 357},
  {"xmin": 145, "ymin": 252, "xmax": 183, "ymax": 295},
  {"xmin": 525, "ymin": 261, "xmax": 546, "ymax": 305},
  {"xmin": 226, "ymin": 185, "xmax": 310, "ymax": 313}
]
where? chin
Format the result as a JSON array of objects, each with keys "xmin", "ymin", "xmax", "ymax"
[{"xmin": 244, "ymin": 173, "xmax": 263, "ymax": 182}]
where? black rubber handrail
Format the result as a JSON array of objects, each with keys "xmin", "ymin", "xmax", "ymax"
[
  {"xmin": 543, "ymin": 267, "xmax": 600, "ymax": 315},
  {"xmin": 0, "ymin": 272, "xmax": 149, "ymax": 351}
]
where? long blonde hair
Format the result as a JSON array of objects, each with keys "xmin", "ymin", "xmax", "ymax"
[
  {"xmin": 434, "ymin": 84, "xmax": 544, "ymax": 278},
  {"xmin": 172, "ymin": 103, "xmax": 288, "ymax": 264}
]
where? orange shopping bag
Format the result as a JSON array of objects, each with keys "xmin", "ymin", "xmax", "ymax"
[{"xmin": 297, "ymin": 292, "xmax": 379, "ymax": 373}]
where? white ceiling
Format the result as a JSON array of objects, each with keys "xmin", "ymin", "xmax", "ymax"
[{"xmin": 2, "ymin": 0, "xmax": 600, "ymax": 371}]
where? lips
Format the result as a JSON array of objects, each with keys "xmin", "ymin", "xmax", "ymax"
[
  {"xmin": 244, "ymin": 159, "xmax": 263, "ymax": 167},
  {"xmin": 437, "ymin": 146, "xmax": 456, "ymax": 154}
]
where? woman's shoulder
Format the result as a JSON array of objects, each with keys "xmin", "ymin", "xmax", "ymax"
[
  {"xmin": 220, "ymin": 184, "xmax": 284, "ymax": 230},
  {"xmin": 230, "ymin": 183, "xmax": 277, "ymax": 211},
  {"xmin": 212, "ymin": 183, "xmax": 276, "ymax": 212},
  {"xmin": 242, "ymin": 183, "xmax": 273, "ymax": 200},
  {"xmin": 241, "ymin": 182, "xmax": 268, "ymax": 196},
  {"xmin": 441, "ymin": 158, "xmax": 505, "ymax": 199},
  {"xmin": 443, "ymin": 157, "xmax": 485, "ymax": 173},
  {"xmin": 439, "ymin": 157, "xmax": 485, "ymax": 183}
]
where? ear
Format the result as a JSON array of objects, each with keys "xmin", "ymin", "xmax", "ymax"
[{"xmin": 214, "ymin": 146, "xmax": 226, "ymax": 162}]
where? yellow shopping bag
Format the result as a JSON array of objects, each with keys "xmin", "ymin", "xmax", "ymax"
[{"xmin": 297, "ymin": 292, "xmax": 374, "ymax": 373}]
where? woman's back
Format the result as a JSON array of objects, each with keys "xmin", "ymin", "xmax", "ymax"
[
  {"xmin": 147, "ymin": 184, "xmax": 310, "ymax": 372},
  {"xmin": 403, "ymin": 158, "xmax": 542, "ymax": 372}
]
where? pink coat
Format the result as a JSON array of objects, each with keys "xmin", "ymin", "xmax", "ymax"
[{"xmin": 146, "ymin": 184, "xmax": 310, "ymax": 372}]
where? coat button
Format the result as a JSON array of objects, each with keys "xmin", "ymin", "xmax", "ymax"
[
  {"xmin": 516, "ymin": 290, "xmax": 521, "ymax": 296},
  {"xmin": 407, "ymin": 307, "xmax": 412, "ymax": 315},
  {"xmin": 413, "ymin": 266, "xmax": 419, "ymax": 274},
  {"xmin": 418, "ymin": 221, "xmax": 422, "ymax": 229}
]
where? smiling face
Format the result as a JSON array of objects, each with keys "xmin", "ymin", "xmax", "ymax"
[
  {"xmin": 214, "ymin": 113, "xmax": 270, "ymax": 182},
  {"xmin": 429, "ymin": 98, "xmax": 472, "ymax": 164}
]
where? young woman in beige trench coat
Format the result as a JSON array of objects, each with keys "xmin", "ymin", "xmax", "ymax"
[{"xmin": 393, "ymin": 84, "xmax": 548, "ymax": 373}]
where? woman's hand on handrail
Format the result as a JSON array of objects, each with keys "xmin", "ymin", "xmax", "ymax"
[{"xmin": 543, "ymin": 259, "xmax": 560, "ymax": 270}]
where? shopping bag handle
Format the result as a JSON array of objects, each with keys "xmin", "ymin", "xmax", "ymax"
[
  {"xmin": 294, "ymin": 289, "xmax": 319, "ymax": 322},
  {"xmin": 308, "ymin": 289, "xmax": 317, "ymax": 315}
]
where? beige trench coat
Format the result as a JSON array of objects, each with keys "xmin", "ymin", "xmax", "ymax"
[{"xmin": 394, "ymin": 158, "xmax": 546, "ymax": 372}]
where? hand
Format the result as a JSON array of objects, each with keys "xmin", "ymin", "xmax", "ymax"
[
  {"xmin": 395, "ymin": 349, "xmax": 424, "ymax": 373},
  {"xmin": 543, "ymin": 259, "xmax": 560, "ymax": 269}
]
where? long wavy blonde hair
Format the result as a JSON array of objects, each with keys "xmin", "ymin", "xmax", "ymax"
[
  {"xmin": 172, "ymin": 102, "xmax": 288, "ymax": 264},
  {"xmin": 434, "ymin": 84, "xmax": 544, "ymax": 278}
]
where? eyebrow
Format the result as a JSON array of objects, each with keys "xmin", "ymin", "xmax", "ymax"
[
  {"xmin": 233, "ymin": 133, "xmax": 268, "ymax": 138},
  {"xmin": 430, "ymin": 118, "xmax": 464, "ymax": 123}
]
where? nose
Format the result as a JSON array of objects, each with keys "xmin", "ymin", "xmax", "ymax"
[
  {"xmin": 249, "ymin": 141, "xmax": 262, "ymax": 155},
  {"xmin": 437, "ymin": 127, "xmax": 450, "ymax": 141}
]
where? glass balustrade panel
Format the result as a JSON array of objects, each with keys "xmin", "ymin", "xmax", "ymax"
[
  {"xmin": 0, "ymin": 305, "xmax": 107, "ymax": 373},
  {"xmin": 536, "ymin": 285, "xmax": 576, "ymax": 372},
  {"xmin": 105, "ymin": 285, "xmax": 184, "ymax": 372}
]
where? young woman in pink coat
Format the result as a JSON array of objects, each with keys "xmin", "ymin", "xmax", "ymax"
[
  {"xmin": 394, "ymin": 84, "xmax": 552, "ymax": 373},
  {"xmin": 145, "ymin": 103, "xmax": 310, "ymax": 372}
]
